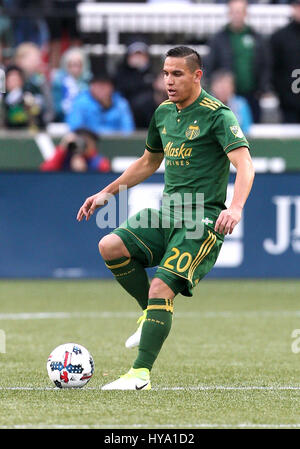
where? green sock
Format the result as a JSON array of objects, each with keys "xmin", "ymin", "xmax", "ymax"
[
  {"xmin": 133, "ymin": 298, "xmax": 174, "ymax": 371},
  {"xmin": 105, "ymin": 256, "xmax": 149, "ymax": 311}
]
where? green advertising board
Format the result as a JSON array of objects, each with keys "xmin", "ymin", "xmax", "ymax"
[{"xmin": 0, "ymin": 131, "xmax": 299, "ymax": 172}]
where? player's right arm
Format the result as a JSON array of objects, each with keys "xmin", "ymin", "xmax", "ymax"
[{"xmin": 77, "ymin": 149, "xmax": 164, "ymax": 222}]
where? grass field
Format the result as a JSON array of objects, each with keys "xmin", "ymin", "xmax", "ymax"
[{"xmin": 1, "ymin": 279, "xmax": 300, "ymax": 429}]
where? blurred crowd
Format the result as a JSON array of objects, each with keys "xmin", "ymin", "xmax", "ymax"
[{"xmin": 0, "ymin": 0, "xmax": 299, "ymax": 171}]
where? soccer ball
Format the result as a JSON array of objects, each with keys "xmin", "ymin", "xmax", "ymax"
[{"xmin": 47, "ymin": 343, "xmax": 95, "ymax": 389}]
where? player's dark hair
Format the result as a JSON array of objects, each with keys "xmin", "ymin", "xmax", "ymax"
[{"xmin": 165, "ymin": 46, "xmax": 202, "ymax": 71}]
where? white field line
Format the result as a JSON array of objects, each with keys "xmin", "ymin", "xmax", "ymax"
[
  {"xmin": 1, "ymin": 310, "xmax": 300, "ymax": 321},
  {"xmin": 1, "ymin": 385, "xmax": 300, "ymax": 391}
]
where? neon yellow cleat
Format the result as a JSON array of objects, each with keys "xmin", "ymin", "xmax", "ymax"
[
  {"xmin": 101, "ymin": 368, "xmax": 151, "ymax": 391},
  {"xmin": 125, "ymin": 309, "xmax": 147, "ymax": 349}
]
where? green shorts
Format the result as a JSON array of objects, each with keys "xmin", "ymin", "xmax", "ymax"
[{"xmin": 113, "ymin": 208, "xmax": 223, "ymax": 297}]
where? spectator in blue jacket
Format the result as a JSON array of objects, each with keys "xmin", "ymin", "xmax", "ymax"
[{"xmin": 67, "ymin": 73, "xmax": 135, "ymax": 135}]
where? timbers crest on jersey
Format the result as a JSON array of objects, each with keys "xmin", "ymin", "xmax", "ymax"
[{"xmin": 185, "ymin": 125, "xmax": 200, "ymax": 140}]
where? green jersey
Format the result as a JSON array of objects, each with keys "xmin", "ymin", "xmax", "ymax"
[
  {"xmin": 228, "ymin": 26, "xmax": 255, "ymax": 95},
  {"xmin": 145, "ymin": 88, "xmax": 250, "ymax": 223}
]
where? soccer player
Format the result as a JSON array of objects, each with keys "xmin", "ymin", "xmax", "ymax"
[{"xmin": 77, "ymin": 46, "xmax": 255, "ymax": 390}]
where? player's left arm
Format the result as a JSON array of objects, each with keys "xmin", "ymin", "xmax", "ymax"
[{"xmin": 214, "ymin": 146, "xmax": 255, "ymax": 235}]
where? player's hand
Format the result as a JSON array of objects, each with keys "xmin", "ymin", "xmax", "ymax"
[
  {"xmin": 214, "ymin": 206, "xmax": 242, "ymax": 235},
  {"xmin": 77, "ymin": 191, "xmax": 111, "ymax": 222}
]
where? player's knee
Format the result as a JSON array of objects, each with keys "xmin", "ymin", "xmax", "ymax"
[
  {"xmin": 98, "ymin": 235, "xmax": 118, "ymax": 260},
  {"xmin": 149, "ymin": 278, "xmax": 175, "ymax": 299},
  {"xmin": 98, "ymin": 234, "xmax": 129, "ymax": 260}
]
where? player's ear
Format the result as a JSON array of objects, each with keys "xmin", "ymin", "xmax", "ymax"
[{"xmin": 194, "ymin": 69, "xmax": 203, "ymax": 83}]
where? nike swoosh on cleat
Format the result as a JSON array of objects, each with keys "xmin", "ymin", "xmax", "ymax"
[{"xmin": 135, "ymin": 382, "xmax": 149, "ymax": 390}]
